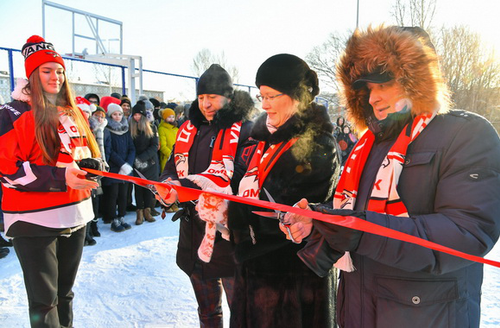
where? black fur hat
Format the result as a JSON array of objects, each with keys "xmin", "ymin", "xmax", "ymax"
[
  {"xmin": 197, "ymin": 64, "xmax": 233, "ymax": 97},
  {"xmin": 255, "ymin": 53, "xmax": 319, "ymax": 100}
]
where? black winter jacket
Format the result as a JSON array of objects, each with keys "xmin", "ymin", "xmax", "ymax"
[
  {"xmin": 132, "ymin": 124, "xmax": 160, "ymax": 181},
  {"xmin": 228, "ymin": 102, "xmax": 340, "ymax": 275},
  {"xmin": 160, "ymin": 90, "xmax": 256, "ymax": 279},
  {"xmin": 304, "ymin": 110, "xmax": 500, "ymax": 328}
]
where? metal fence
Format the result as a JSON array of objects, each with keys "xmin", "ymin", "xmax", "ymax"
[{"xmin": 0, "ymin": 46, "xmax": 256, "ymax": 106}]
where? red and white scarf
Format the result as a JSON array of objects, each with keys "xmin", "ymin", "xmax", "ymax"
[
  {"xmin": 173, "ymin": 121, "xmax": 241, "ymax": 262},
  {"xmin": 333, "ymin": 113, "xmax": 435, "ymax": 271},
  {"xmin": 174, "ymin": 121, "xmax": 241, "ymax": 194},
  {"xmin": 238, "ymin": 138, "xmax": 298, "ymax": 199},
  {"xmin": 56, "ymin": 106, "xmax": 92, "ymax": 167},
  {"xmin": 237, "ymin": 138, "xmax": 298, "ymax": 244}
]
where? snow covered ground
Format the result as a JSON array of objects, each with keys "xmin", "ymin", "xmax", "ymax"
[{"xmin": 1, "ymin": 209, "xmax": 499, "ymax": 328}]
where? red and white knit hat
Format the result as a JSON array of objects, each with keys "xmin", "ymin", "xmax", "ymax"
[
  {"xmin": 21, "ymin": 35, "xmax": 65, "ymax": 78},
  {"xmin": 75, "ymin": 96, "xmax": 96, "ymax": 115}
]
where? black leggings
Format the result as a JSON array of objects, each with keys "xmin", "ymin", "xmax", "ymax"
[
  {"xmin": 134, "ymin": 185, "xmax": 154, "ymax": 209},
  {"xmin": 101, "ymin": 183, "xmax": 127, "ymax": 221},
  {"xmin": 12, "ymin": 227, "xmax": 85, "ymax": 328}
]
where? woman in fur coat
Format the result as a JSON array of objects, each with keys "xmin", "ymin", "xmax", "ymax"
[{"xmin": 227, "ymin": 54, "xmax": 340, "ymax": 328}]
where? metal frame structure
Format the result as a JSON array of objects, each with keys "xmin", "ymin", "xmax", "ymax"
[{"xmin": 41, "ymin": 0, "xmax": 146, "ymax": 104}]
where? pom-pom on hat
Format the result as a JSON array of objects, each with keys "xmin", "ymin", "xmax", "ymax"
[
  {"xmin": 107, "ymin": 103, "xmax": 123, "ymax": 117},
  {"xmin": 22, "ymin": 35, "xmax": 65, "ymax": 78},
  {"xmin": 197, "ymin": 64, "xmax": 233, "ymax": 97},
  {"xmin": 75, "ymin": 96, "xmax": 96, "ymax": 115},
  {"xmin": 132, "ymin": 101, "xmax": 147, "ymax": 117},
  {"xmin": 138, "ymin": 95, "xmax": 154, "ymax": 111},
  {"xmin": 255, "ymin": 53, "xmax": 319, "ymax": 101}
]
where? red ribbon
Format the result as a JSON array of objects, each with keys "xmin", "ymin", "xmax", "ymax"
[{"xmin": 84, "ymin": 168, "xmax": 500, "ymax": 269}]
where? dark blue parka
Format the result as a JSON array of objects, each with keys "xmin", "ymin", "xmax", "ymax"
[{"xmin": 103, "ymin": 117, "xmax": 135, "ymax": 185}]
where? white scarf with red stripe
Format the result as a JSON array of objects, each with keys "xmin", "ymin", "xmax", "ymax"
[
  {"xmin": 333, "ymin": 113, "xmax": 435, "ymax": 271},
  {"xmin": 173, "ymin": 120, "xmax": 241, "ymax": 263}
]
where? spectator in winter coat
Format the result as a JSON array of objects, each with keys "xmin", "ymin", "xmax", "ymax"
[
  {"xmin": 0, "ymin": 35, "xmax": 102, "ymax": 327},
  {"xmin": 100, "ymin": 95, "xmax": 121, "ymax": 114},
  {"xmin": 138, "ymin": 95, "xmax": 155, "ymax": 124},
  {"xmin": 227, "ymin": 54, "xmax": 340, "ymax": 328},
  {"xmin": 85, "ymin": 92, "xmax": 100, "ymax": 106},
  {"xmin": 84, "ymin": 105, "xmax": 109, "ymax": 242},
  {"xmin": 102, "ymin": 103, "xmax": 136, "ymax": 232},
  {"xmin": 287, "ymin": 25, "xmax": 500, "ymax": 328},
  {"xmin": 157, "ymin": 108, "xmax": 178, "ymax": 171},
  {"xmin": 337, "ymin": 124, "xmax": 357, "ymax": 165},
  {"xmin": 158, "ymin": 64, "xmax": 256, "ymax": 328},
  {"xmin": 130, "ymin": 101, "xmax": 160, "ymax": 224},
  {"xmin": 120, "ymin": 95, "xmax": 135, "ymax": 212},
  {"xmin": 149, "ymin": 97, "xmax": 161, "ymax": 124},
  {"xmin": 120, "ymin": 96, "xmax": 132, "ymax": 119},
  {"xmin": 76, "ymin": 96, "xmax": 99, "ymax": 246}
]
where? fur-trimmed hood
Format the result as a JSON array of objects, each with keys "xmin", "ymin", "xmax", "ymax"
[
  {"xmin": 188, "ymin": 89, "xmax": 255, "ymax": 129},
  {"xmin": 337, "ymin": 25, "xmax": 450, "ymax": 132}
]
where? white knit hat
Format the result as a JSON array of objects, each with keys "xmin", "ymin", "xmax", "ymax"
[{"xmin": 107, "ymin": 103, "xmax": 123, "ymax": 117}]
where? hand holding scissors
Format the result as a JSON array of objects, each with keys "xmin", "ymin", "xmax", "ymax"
[
  {"xmin": 134, "ymin": 169, "xmax": 176, "ymax": 208},
  {"xmin": 251, "ymin": 188, "xmax": 300, "ymax": 244}
]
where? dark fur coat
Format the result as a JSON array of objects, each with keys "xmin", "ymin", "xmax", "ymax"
[{"xmin": 228, "ymin": 102, "xmax": 340, "ymax": 327}]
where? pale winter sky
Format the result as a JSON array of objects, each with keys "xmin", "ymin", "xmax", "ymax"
[{"xmin": 1, "ymin": 0, "xmax": 499, "ymax": 98}]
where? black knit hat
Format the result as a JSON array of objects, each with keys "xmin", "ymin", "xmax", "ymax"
[
  {"xmin": 255, "ymin": 54, "xmax": 320, "ymax": 100},
  {"xmin": 196, "ymin": 64, "xmax": 233, "ymax": 97},
  {"xmin": 132, "ymin": 100, "xmax": 147, "ymax": 117},
  {"xmin": 149, "ymin": 98, "xmax": 160, "ymax": 108}
]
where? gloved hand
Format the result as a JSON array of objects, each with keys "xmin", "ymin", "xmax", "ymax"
[
  {"xmin": 77, "ymin": 158, "xmax": 107, "ymax": 180},
  {"xmin": 297, "ymin": 228, "xmax": 345, "ymax": 277},
  {"xmin": 118, "ymin": 163, "xmax": 133, "ymax": 176},
  {"xmin": 309, "ymin": 204, "xmax": 365, "ymax": 252},
  {"xmin": 134, "ymin": 158, "xmax": 149, "ymax": 170}
]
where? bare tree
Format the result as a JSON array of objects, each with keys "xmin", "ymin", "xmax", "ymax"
[
  {"xmin": 306, "ymin": 32, "xmax": 349, "ymax": 94},
  {"xmin": 437, "ymin": 25, "xmax": 500, "ymax": 123},
  {"xmin": 92, "ymin": 63, "xmax": 120, "ymax": 94},
  {"xmin": 305, "ymin": 32, "xmax": 351, "ymax": 117},
  {"xmin": 191, "ymin": 49, "xmax": 240, "ymax": 82},
  {"xmin": 305, "ymin": 0, "xmax": 500, "ymax": 131},
  {"xmin": 391, "ymin": 0, "xmax": 437, "ymax": 30}
]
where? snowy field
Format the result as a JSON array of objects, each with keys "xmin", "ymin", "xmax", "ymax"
[{"xmin": 1, "ymin": 209, "xmax": 499, "ymax": 328}]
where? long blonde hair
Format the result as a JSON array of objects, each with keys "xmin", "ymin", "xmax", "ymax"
[
  {"xmin": 23, "ymin": 67, "xmax": 101, "ymax": 165},
  {"xmin": 130, "ymin": 114, "xmax": 154, "ymax": 139}
]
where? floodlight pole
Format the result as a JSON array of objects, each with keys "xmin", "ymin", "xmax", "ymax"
[{"xmin": 356, "ymin": 0, "xmax": 360, "ymax": 29}]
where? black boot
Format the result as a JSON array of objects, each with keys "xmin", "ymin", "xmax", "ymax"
[
  {"xmin": 90, "ymin": 219, "xmax": 101, "ymax": 237},
  {"xmin": 84, "ymin": 222, "xmax": 96, "ymax": 246}
]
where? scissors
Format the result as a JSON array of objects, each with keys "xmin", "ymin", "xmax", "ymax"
[
  {"xmin": 134, "ymin": 169, "xmax": 172, "ymax": 208},
  {"xmin": 252, "ymin": 188, "xmax": 299, "ymax": 244}
]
